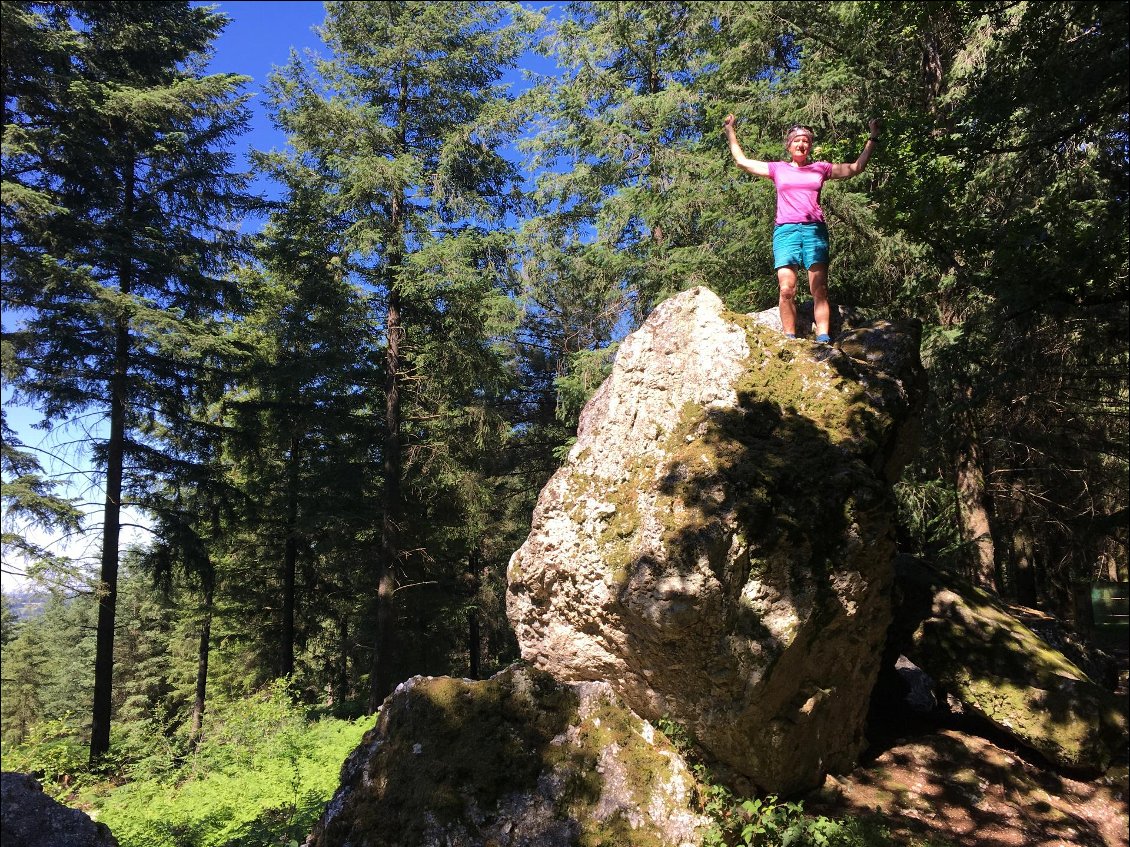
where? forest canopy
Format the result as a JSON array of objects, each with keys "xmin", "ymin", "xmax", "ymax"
[{"xmin": 2, "ymin": 0, "xmax": 1127, "ymax": 775}]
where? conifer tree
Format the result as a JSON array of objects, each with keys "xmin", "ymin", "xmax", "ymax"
[
  {"xmin": 521, "ymin": 1, "xmax": 725, "ymax": 329},
  {"xmin": 0, "ymin": 621, "xmax": 53, "ymax": 745},
  {"xmin": 266, "ymin": 0, "xmax": 535, "ymax": 707},
  {"xmin": 759, "ymin": 1, "xmax": 1128, "ymax": 603},
  {"xmin": 221, "ymin": 162, "xmax": 379, "ymax": 688},
  {"xmin": 0, "ymin": 411, "xmax": 83, "ymax": 582},
  {"xmin": 1, "ymin": 1, "xmax": 252, "ymax": 761}
]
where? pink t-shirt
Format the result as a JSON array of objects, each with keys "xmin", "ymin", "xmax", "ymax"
[{"xmin": 768, "ymin": 160, "xmax": 833, "ymax": 225}]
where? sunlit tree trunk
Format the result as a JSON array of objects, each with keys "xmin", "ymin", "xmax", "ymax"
[
  {"xmin": 281, "ymin": 434, "xmax": 300, "ymax": 677},
  {"xmin": 953, "ymin": 397, "xmax": 997, "ymax": 592}
]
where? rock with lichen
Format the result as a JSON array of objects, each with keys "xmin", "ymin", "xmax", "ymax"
[
  {"xmin": 303, "ymin": 665, "xmax": 711, "ymax": 847},
  {"xmin": 1, "ymin": 772, "xmax": 119, "ymax": 847},
  {"xmin": 506, "ymin": 286, "xmax": 926, "ymax": 795},
  {"xmin": 890, "ymin": 556, "xmax": 1129, "ymax": 772}
]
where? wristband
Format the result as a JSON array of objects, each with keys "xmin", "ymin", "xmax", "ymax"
[{"xmin": 868, "ymin": 136, "xmax": 879, "ymax": 142}]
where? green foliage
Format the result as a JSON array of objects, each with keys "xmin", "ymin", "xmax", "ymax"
[
  {"xmin": 90, "ymin": 683, "xmax": 369, "ymax": 847},
  {"xmin": 1, "ymin": 681, "xmax": 369, "ymax": 847},
  {"xmin": 0, "ymin": 716, "xmax": 89, "ymax": 795},
  {"xmin": 655, "ymin": 717, "xmax": 891, "ymax": 847},
  {"xmin": 698, "ymin": 782, "xmax": 874, "ymax": 847},
  {"xmin": 1, "ymin": 2, "xmax": 1126, "ymax": 841},
  {"xmin": 893, "ymin": 471, "xmax": 964, "ymax": 567},
  {"xmin": 0, "ymin": 593, "xmax": 17, "ymax": 647},
  {"xmin": 0, "ymin": 589, "xmax": 97, "ymax": 748},
  {"xmin": 554, "ymin": 343, "xmax": 620, "ymax": 425},
  {"xmin": 0, "ymin": 411, "xmax": 83, "ymax": 583}
]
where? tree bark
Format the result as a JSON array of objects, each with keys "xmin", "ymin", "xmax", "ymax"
[
  {"xmin": 371, "ymin": 279, "xmax": 401, "ymax": 711},
  {"xmin": 190, "ymin": 573, "xmax": 214, "ymax": 744},
  {"xmin": 90, "ymin": 155, "xmax": 134, "ymax": 764},
  {"xmin": 370, "ymin": 159, "xmax": 406, "ymax": 711},
  {"xmin": 953, "ymin": 403, "xmax": 998, "ymax": 592},
  {"xmin": 280, "ymin": 433, "xmax": 300, "ymax": 678},
  {"xmin": 333, "ymin": 615, "xmax": 350, "ymax": 706},
  {"xmin": 468, "ymin": 550, "xmax": 482, "ymax": 680}
]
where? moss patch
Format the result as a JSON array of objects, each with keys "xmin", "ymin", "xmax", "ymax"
[
  {"xmin": 323, "ymin": 668, "xmax": 577, "ymax": 845},
  {"xmin": 570, "ymin": 699, "xmax": 692, "ymax": 847},
  {"xmin": 648, "ymin": 315, "xmax": 888, "ymax": 596},
  {"xmin": 909, "ymin": 575, "xmax": 1129, "ymax": 771},
  {"xmin": 320, "ymin": 669, "xmax": 704, "ymax": 847}
]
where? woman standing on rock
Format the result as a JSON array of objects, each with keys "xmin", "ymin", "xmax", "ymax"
[{"xmin": 723, "ymin": 115, "xmax": 880, "ymax": 343}]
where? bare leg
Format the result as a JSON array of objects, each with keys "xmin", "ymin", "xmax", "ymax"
[
  {"xmin": 808, "ymin": 263, "xmax": 830, "ymax": 338},
  {"xmin": 777, "ymin": 266, "xmax": 798, "ymax": 336}
]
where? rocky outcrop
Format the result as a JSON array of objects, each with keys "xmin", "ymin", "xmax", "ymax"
[
  {"xmin": 304, "ymin": 665, "xmax": 710, "ymax": 847},
  {"xmin": 1, "ymin": 772, "xmax": 118, "ymax": 847},
  {"xmin": 506, "ymin": 286, "xmax": 926, "ymax": 795},
  {"xmin": 889, "ymin": 556, "xmax": 1129, "ymax": 772}
]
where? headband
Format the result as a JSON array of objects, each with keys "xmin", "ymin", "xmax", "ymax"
[{"xmin": 785, "ymin": 125, "xmax": 815, "ymax": 144}]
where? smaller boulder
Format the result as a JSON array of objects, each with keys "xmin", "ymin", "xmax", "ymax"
[
  {"xmin": 305, "ymin": 665, "xmax": 711, "ymax": 847},
  {"xmin": 0, "ymin": 772, "xmax": 118, "ymax": 847},
  {"xmin": 890, "ymin": 557, "xmax": 1129, "ymax": 772}
]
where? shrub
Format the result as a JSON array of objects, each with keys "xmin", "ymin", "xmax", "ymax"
[
  {"xmin": 0, "ymin": 716, "xmax": 91, "ymax": 797},
  {"xmin": 92, "ymin": 683, "xmax": 369, "ymax": 847}
]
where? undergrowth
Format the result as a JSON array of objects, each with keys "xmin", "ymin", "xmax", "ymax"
[
  {"xmin": 2, "ymin": 681, "xmax": 369, "ymax": 847},
  {"xmin": 655, "ymin": 717, "xmax": 893, "ymax": 847}
]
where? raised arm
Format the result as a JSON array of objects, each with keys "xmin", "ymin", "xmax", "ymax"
[
  {"xmin": 829, "ymin": 118, "xmax": 880, "ymax": 180},
  {"xmin": 723, "ymin": 114, "xmax": 771, "ymax": 179}
]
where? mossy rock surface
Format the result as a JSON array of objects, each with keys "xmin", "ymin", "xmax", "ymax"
[
  {"xmin": 894, "ymin": 558, "xmax": 1129, "ymax": 772},
  {"xmin": 306, "ymin": 665, "xmax": 710, "ymax": 847},
  {"xmin": 508, "ymin": 287, "xmax": 927, "ymax": 796}
]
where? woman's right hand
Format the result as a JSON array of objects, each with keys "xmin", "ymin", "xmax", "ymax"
[{"xmin": 723, "ymin": 113, "xmax": 736, "ymax": 130}]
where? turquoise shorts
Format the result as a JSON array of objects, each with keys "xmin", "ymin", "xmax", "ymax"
[{"xmin": 773, "ymin": 222, "xmax": 829, "ymax": 269}]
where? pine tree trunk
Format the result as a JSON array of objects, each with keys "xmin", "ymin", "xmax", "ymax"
[
  {"xmin": 190, "ymin": 576, "xmax": 214, "ymax": 744},
  {"xmin": 90, "ymin": 345, "xmax": 125, "ymax": 762},
  {"xmin": 370, "ymin": 174, "xmax": 405, "ymax": 712},
  {"xmin": 372, "ymin": 281, "xmax": 401, "ymax": 711},
  {"xmin": 334, "ymin": 616, "xmax": 350, "ymax": 706},
  {"xmin": 90, "ymin": 156, "xmax": 134, "ymax": 764},
  {"xmin": 954, "ymin": 405, "xmax": 998, "ymax": 592},
  {"xmin": 468, "ymin": 551, "xmax": 482, "ymax": 680},
  {"xmin": 469, "ymin": 610, "xmax": 481, "ymax": 680},
  {"xmin": 281, "ymin": 434, "xmax": 300, "ymax": 677}
]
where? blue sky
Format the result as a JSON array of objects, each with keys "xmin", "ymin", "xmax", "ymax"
[
  {"xmin": 200, "ymin": 0, "xmax": 330, "ymax": 208},
  {"xmin": 201, "ymin": 1, "xmax": 323, "ymax": 174},
  {"xmin": 201, "ymin": 1, "xmax": 554, "ymax": 195}
]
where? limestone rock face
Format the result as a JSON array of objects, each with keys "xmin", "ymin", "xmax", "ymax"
[
  {"xmin": 891, "ymin": 557, "xmax": 1129, "ymax": 772},
  {"xmin": 506, "ymin": 286, "xmax": 926, "ymax": 795},
  {"xmin": 1, "ymin": 772, "xmax": 119, "ymax": 847},
  {"xmin": 304, "ymin": 665, "xmax": 710, "ymax": 847}
]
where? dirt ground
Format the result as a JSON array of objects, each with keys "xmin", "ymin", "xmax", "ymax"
[
  {"xmin": 805, "ymin": 727, "xmax": 1128, "ymax": 847},
  {"xmin": 804, "ymin": 645, "xmax": 1130, "ymax": 847}
]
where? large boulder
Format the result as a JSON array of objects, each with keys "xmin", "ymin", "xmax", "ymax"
[
  {"xmin": 890, "ymin": 556, "xmax": 1129, "ymax": 772},
  {"xmin": 304, "ymin": 665, "xmax": 710, "ymax": 847},
  {"xmin": 0, "ymin": 772, "xmax": 118, "ymax": 847},
  {"xmin": 506, "ymin": 286, "xmax": 926, "ymax": 795}
]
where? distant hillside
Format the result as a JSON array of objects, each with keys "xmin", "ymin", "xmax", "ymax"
[{"xmin": 3, "ymin": 588, "xmax": 49, "ymax": 620}]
